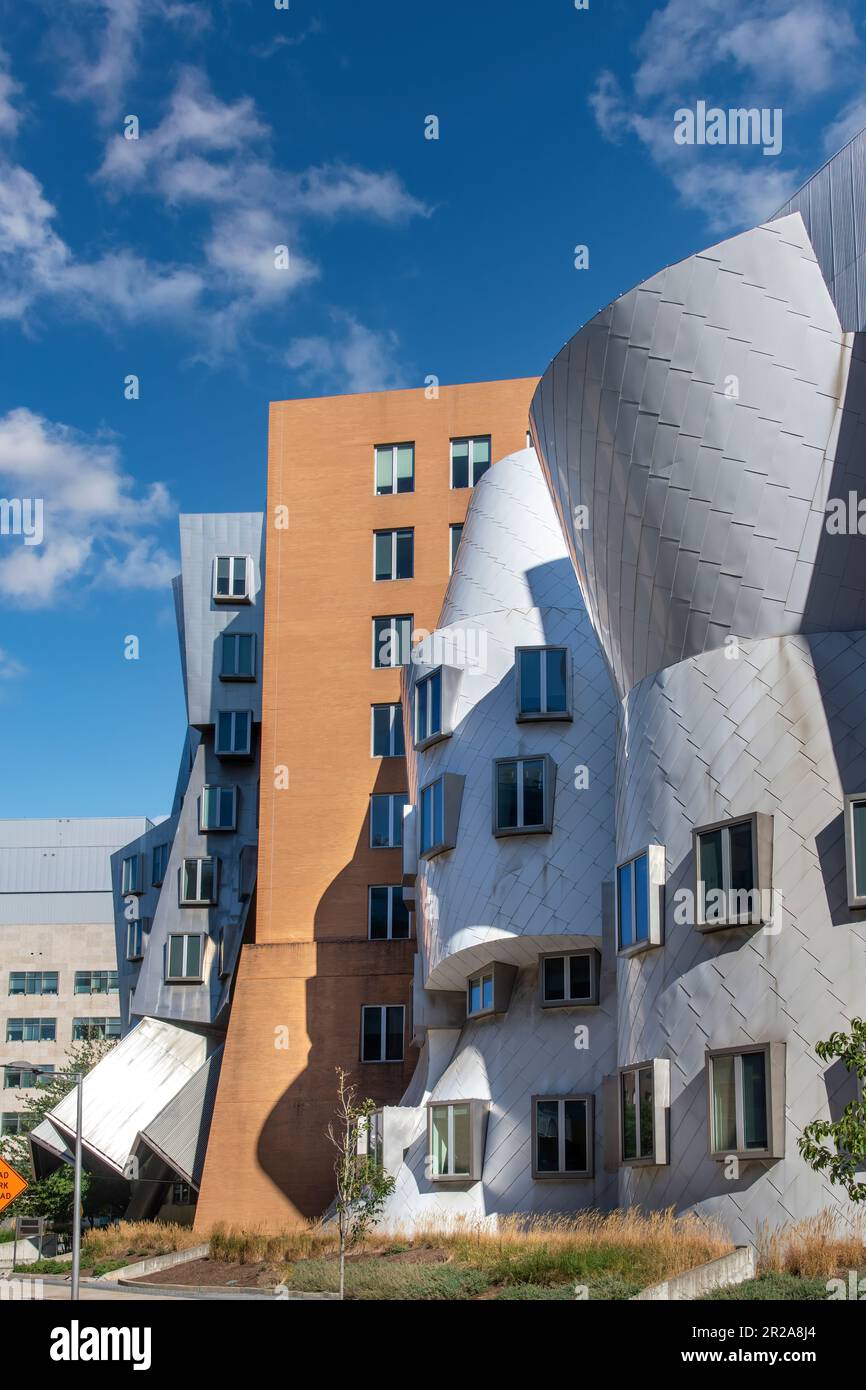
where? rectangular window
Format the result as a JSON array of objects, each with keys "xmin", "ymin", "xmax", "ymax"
[
  {"xmin": 707, "ymin": 1044, "xmax": 785, "ymax": 1159},
  {"xmin": 74, "ymin": 971, "xmax": 118, "ymax": 994},
  {"xmin": 361, "ymin": 1004, "xmax": 405, "ymax": 1062},
  {"xmin": 372, "ymin": 615, "xmax": 413, "ymax": 668},
  {"xmin": 540, "ymin": 951, "xmax": 598, "ymax": 1006},
  {"xmin": 618, "ymin": 1059, "xmax": 669, "ymax": 1166},
  {"xmin": 494, "ymin": 756, "xmax": 552, "ymax": 834},
  {"xmin": 166, "ymin": 933, "xmax": 204, "ymax": 983},
  {"xmin": 449, "ymin": 523, "xmax": 463, "ymax": 573},
  {"xmin": 375, "ymin": 442, "xmax": 414, "ymax": 495},
  {"xmin": 72, "ymin": 1017, "xmax": 121, "ymax": 1041},
  {"xmin": 368, "ymin": 886, "xmax": 411, "ymax": 940},
  {"xmin": 220, "ymin": 632, "xmax": 256, "ymax": 680},
  {"xmin": 4, "ymin": 1066, "xmax": 53, "ymax": 1089},
  {"xmin": 451, "ymin": 436, "xmax": 491, "ymax": 489},
  {"xmin": 374, "ymin": 528, "xmax": 414, "ymax": 581},
  {"xmin": 533, "ymin": 1096, "xmax": 593, "ymax": 1178},
  {"xmin": 200, "ymin": 785, "xmax": 238, "ymax": 831},
  {"xmin": 420, "ymin": 777, "xmax": 445, "ymax": 855},
  {"xmin": 370, "ymin": 793, "xmax": 407, "ymax": 849},
  {"xmin": 121, "ymin": 854, "xmax": 142, "ymax": 895},
  {"xmin": 371, "ymin": 703, "xmax": 405, "ymax": 758},
  {"xmin": 516, "ymin": 646, "xmax": 570, "ymax": 718},
  {"xmin": 152, "ymin": 842, "xmax": 169, "ymax": 886},
  {"xmin": 616, "ymin": 846, "xmax": 665, "ymax": 954},
  {"xmin": 6, "ymin": 1018, "xmax": 56, "ymax": 1043},
  {"xmin": 180, "ymin": 857, "xmax": 218, "ymax": 905},
  {"xmin": 171, "ymin": 1179, "xmax": 193, "ymax": 1205},
  {"xmin": 696, "ymin": 817, "xmax": 759, "ymax": 926},
  {"xmin": 213, "ymin": 554, "xmax": 251, "ymax": 601},
  {"xmin": 1, "ymin": 1113, "xmax": 25, "ymax": 1136},
  {"xmin": 468, "ymin": 971, "xmax": 494, "ymax": 1016},
  {"xmin": 216, "ymin": 927, "xmax": 230, "ymax": 978},
  {"xmin": 430, "ymin": 1102, "xmax": 472, "ymax": 1177},
  {"xmin": 216, "ymin": 710, "xmax": 252, "ymax": 756},
  {"xmin": 414, "ymin": 669, "xmax": 443, "ymax": 747},
  {"xmin": 9, "ymin": 971, "xmax": 58, "ymax": 996},
  {"xmin": 126, "ymin": 919, "xmax": 144, "ymax": 961},
  {"xmin": 844, "ymin": 795, "xmax": 866, "ymax": 908}
]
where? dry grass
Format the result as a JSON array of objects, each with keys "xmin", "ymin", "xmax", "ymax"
[
  {"xmin": 81, "ymin": 1221, "xmax": 203, "ymax": 1263},
  {"xmin": 757, "ymin": 1209, "xmax": 866, "ymax": 1279},
  {"xmin": 207, "ymin": 1208, "xmax": 732, "ymax": 1289}
]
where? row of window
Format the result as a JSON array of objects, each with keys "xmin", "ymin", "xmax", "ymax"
[
  {"xmin": 374, "ymin": 437, "xmax": 491, "ymax": 495},
  {"xmin": 372, "ymin": 525, "xmax": 465, "ymax": 582},
  {"xmin": 5, "ymin": 1017, "xmax": 121, "ymax": 1042},
  {"xmin": 3, "ymin": 1065, "xmax": 54, "ymax": 1090},
  {"xmin": 7, "ymin": 971, "xmax": 118, "ymax": 996},
  {"xmin": 126, "ymin": 924, "xmax": 232, "ymax": 980}
]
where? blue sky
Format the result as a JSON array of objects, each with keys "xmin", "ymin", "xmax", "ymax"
[{"xmin": 1, "ymin": 0, "xmax": 864, "ymax": 818}]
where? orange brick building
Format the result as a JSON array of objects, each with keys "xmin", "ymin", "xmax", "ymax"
[{"xmin": 196, "ymin": 379, "xmax": 537, "ymax": 1228}]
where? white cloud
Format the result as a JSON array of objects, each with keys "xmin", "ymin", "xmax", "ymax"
[
  {"xmin": 0, "ymin": 47, "xmax": 21, "ymax": 139},
  {"xmin": 0, "ymin": 648, "xmax": 25, "ymax": 680},
  {"xmin": 822, "ymin": 95, "xmax": 866, "ymax": 155},
  {"xmin": 0, "ymin": 407, "xmax": 175, "ymax": 607},
  {"xmin": 285, "ymin": 314, "xmax": 409, "ymax": 394}
]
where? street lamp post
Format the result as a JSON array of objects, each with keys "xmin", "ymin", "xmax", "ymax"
[{"xmin": 1, "ymin": 1061, "xmax": 84, "ymax": 1301}]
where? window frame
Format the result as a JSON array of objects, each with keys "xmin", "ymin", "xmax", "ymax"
[
  {"xmin": 215, "ymin": 709, "xmax": 253, "ymax": 758},
  {"xmin": 414, "ymin": 668, "xmax": 446, "ymax": 750},
  {"xmin": 449, "ymin": 522, "xmax": 464, "ymax": 574},
  {"xmin": 538, "ymin": 949, "xmax": 600, "ymax": 1008},
  {"xmin": 371, "ymin": 703, "xmax": 405, "ymax": 759},
  {"xmin": 213, "ymin": 554, "xmax": 252, "ymax": 603},
  {"xmin": 373, "ymin": 527, "xmax": 414, "ymax": 582},
  {"xmin": 199, "ymin": 785, "xmax": 238, "ymax": 832},
  {"xmin": 427, "ymin": 1099, "xmax": 488, "ymax": 1182},
  {"xmin": 515, "ymin": 645, "xmax": 572, "ymax": 722},
  {"xmin": 179, "ymin": 856, "xmax": 219, "ymax": 906},
  {"xmin": 9, "ymin": 970, "xmax": 58, "ymax": 996},
  {"xmin": 121, "ymin": 854, "xmax": 143, "ymax": 896},
  {"xmin": 126, "ymin": 918, "xmax": 144, "ymax": 961},
  {"xmin": 531, "ymin": 1094, "xmax": 594, "ymax": 1180},
  {"xmin": 450, "ymin": 435, "xmax": 492, "ymax": 490},
  {"xmin": 72, "ymin": 1017, "xmax": 121, "ymax": 1041},
  {"xmin": 617, "ymin": 1058, "xmax": 670, "ymax": 1167},
  {"xmin": 151, "ymin": 842, "xmax": 169, "ymax": 887},
  {"xmin": 165, "ymin": 932, "xmax": 205, "ymax": 984},
  {"xmin": 374, "ymin": 442, "xmax": 415, "ymax": 496},
  {"xmin": 693, "ymin": 812, "xmax": 772, "ymax": 930},
  {"xmin": 616, "ymin": 845, "xmax": 665, "ymax": 956},
  {"xmin": 367, "ymin": 885, "xmax": 411, "ymax": 941},
  {"xmin": 706, "ymin": 1042, "xmax": 786, "ymax": 1161},
  {"xmin": 492, "ymin": 755, "xmax": 556, "ymax": 837},
  {"xmin": 372, "ymin": 614, "xmax": 414, "ymax": 669},
  {"xmin": 360, "ymin": 1004, "xmax": 405, "ymax": 1063},
  {"xmin": 6, "ymin": 1017, "xmax": 56, "ymax": 1043},
  {"xmin": 466, "ymin": 960, "xmax": 517, "ymax": 1019},
  {"xmin": 369, "ymin": 793, "xmax": 407, "ymax": 850},
  {"xmin": 74, "ymin": 970, "xmax": 118, "ymax": 995},
  {"xmin": 220, "ymin": 631, "xmax": 257, "ymax": 682},
  {"xmin": 844, "ymin": 794, "xmax": 866, "ymax": 909}
]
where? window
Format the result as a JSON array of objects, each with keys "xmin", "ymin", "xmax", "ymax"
[
  {"xmin": 695, "ymin": 814, "xmax": 771, "ymax": 928},
  {"xmin": 216, "ymin": 710, "xmax": 252, "ymax": 757},
  {"xmin": 171, "ymin": 1179, "xmax": 193, "ymax": 1205},
  {"xmin": 72, "ymin": 1017, "xmax": 121, "ymax": 1041},
  {"xmin": 533, "ymin": 1096, "xmax": 593, "ymax": 1179},
  {"xmin": 221, "ymin": 632, "xmax": 256, "ymax": 680},
  {"xmin": 516, "ymin": 646, "xmax": 570, "ymax": 719},
  {"xmin": 494, "ymin": 756, "xmax": 555, "ymax": 835},
  {"xmin": 366, "ymin": 1110, "xmax": 384, "ymax": 1169},
  {"xmin": 374, "ymin": 529, "xmax": 414, "ymax": 581},
  {"xmin": 449, "ymin": 523, "xmax": 463, "ymax": 573},
  {"xmin": 428, "ymin": 1100, "xmax": 487, "ymax": 1181},
  {"xmin": 466, "ymin": 961, "xmax": 516, "ymax": 1018},
  {"xmin": 414, "ymin": 669, "xmax": 442, "ymax": 747},
  {"xmin": 216, "ymin": 928, "xmax": 231, "ymax": 979},
  {"xmin": 420, "ymin": 777, "xmax": 445, "ymax": 855},
  {"xmin": 539, "ymin": 950, "xmax": 600, "ymax": 1007},
  {"xmin": 4, "ymin": 1065, "xmax": 53, "ymax": 1089},
  {"xmin": 6, "ymin": 1018, "xmax": 56, "ymax": 1042},
  {"xmin": 707, "ymin": 1044, "xmax": 785, "ymax": 1160},
  {"xmin": 368, "ymin": 886, "xmax": 411, "ymax": 940},
  {"xmin": 180, "ymin": 858, "xmax": 218, "ymax": 905},
  {"xmin": 126, "ymin": 919, "xmax": 144, "ymax": 961},
  {"xmin": 121, "ymin": 854, "xmax": 143, "ymax": 895},
  {"xmin": 152, "ymin": 843, "xmax": 169, "ymax": 886},
  {"xmin": 375, "ymin": 442, "xmax": 414, "ymax": 495},
  {"xmin": 1, "ymin": 1113, "xmax": 25, "ymax": 1136},
  {"xmin": 616, "ymin": 846, "xmax": 665, "ymax": 954},
  {"xmin": 371, "ymin": 704, "xmax": 405, "ymax": 758},
  {"xmin": 74, "ymin": 971, "xmax": 118, "ymax": 995},
  {"xmin": 166, "ymin": 933, "xmax": 204, "ymax": 982},
  {"xmin": 370, "ymin": 794, "xmax": 407, "ymax": 849},
  {"xmin": 9, "ymin": 971, "xmax": 58, "ymax": 996},
  {"xmin": 213, "ymin": 554, "xmax": 251, "ymax": 602},
  {"xmin": 451, "ymin": 436, "xmax": 491, "ymax": 489},
  {"xmin": 844, "ymin": 795, "xmax": 866, "ymax": 908},
  {"xmin": 618, "ymin": 1059, "xmax": 669, "ymax": 1166},
  {"xmin": 361, "ymin": 1004, "xmax": 404, "ymax": 1062},
  {"xmin": 372, "ymin": 615, "xmax": 413, "ymax": 668},
  {"xmin": 200, "ymin": 785, "xmax": 238, "ymax": 832}
]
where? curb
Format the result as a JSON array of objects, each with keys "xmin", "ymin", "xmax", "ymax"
[
  {"xmin": 97, "ymin": 1242, "xmax": 210, "ymax": 1282},
  {"xmin": 631, "ymin": 1246, "xmax": 756, "ymax": 1300}
]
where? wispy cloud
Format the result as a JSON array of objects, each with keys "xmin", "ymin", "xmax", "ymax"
[
  {"xmin": 285, "ymin": 313, "xmax": 410, "ymax": 394},
  {"xmin": 0, "ymin": 407, "xmax": 175, "ymax": 608},
  {"xmin": 0, "ymin": 647, "xmax": 25, "ymax": 680},
  {"xmin": 590, "ymin": 0, "xmax": 865, "ymax": 232}
]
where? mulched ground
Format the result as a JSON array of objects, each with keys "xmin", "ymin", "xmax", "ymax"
[{"xmin": 132, "ymin": 1246, "xmax": 450, "ymax": 1288}]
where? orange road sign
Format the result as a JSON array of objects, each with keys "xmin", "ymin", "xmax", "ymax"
[{"xmin": 0, "ymin": 1157, "xmax": 28, "ymax": 1213}]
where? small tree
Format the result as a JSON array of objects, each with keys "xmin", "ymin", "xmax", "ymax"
[
  {"xmin": 0, "ymin": 1033, "xmax": 116, "ymax": 1224},
  {"xmin": 326, "ymin": 1068, "xmax": 395, "ymax": 1300},
  {"xmin": 799, "ymin": 1018, "xmax": 866, "ymax": 1202}
]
